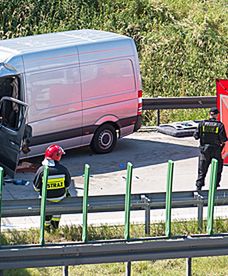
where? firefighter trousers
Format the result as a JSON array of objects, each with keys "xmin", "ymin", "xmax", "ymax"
[{"xmin": 45, "ymin": 214, "xmax": 61, "ymax": 230}]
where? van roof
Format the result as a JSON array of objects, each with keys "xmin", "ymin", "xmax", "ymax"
[{"xmin": 0, "ymin": 29, "xmax": 129, "ymax": 57}]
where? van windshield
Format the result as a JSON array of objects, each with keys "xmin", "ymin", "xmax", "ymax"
[{"xmin": 0, "ymin": 75, "xmax": 21, "ymax": 129}]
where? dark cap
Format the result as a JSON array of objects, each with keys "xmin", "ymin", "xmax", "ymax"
[{"xmin": 210, "ymin": 107, "xmax": 219, "ymax": 115}]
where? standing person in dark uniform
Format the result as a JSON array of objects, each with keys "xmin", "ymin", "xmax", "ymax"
[
  {"xmin": 194, "ymin": 107, "xmax": 227, "ymax": 191},
  {"xmin": 33, "ymin": 144, "xmax": 71, "ymax": 231}
]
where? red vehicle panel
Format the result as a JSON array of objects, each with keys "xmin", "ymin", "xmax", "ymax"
[{"xmin": 216, "ymin": 79, "xmax": 228, "ymax": 164}]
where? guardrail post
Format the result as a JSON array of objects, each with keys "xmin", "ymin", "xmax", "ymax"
[
  {"xmin": 207, "ymin": 158, "xmax": 218, "ymax": 235},
  {"xmin": 165, "ymin": 160, "xmax": 174, "ymax": 238},
  {"xmin": 194, "ymin": 192, "xmax": 204, "ymax": 232},
  {"xmin": 126, "ymin": 262, "xmax": 131, "ymax": 276},
  {"xmin": 82, "ymin": 164, "xmax": 90, "ymax": 243},
  {"xmin": 0, "ymin": 167, "xmax": 3, "ymax": 235},
  {"xmin": 141, "ymin": 195, "xmax": 151, "ymax": 236},
  {"xmin": 63, "ymin": 266, "xmax": 68, "ymax": 276},
  {"xmin": 40, "ymin": 165, "xmax": 48, "ymax": 246},
  {"xmin": 157, "ymin": 109, "xmax": 160, "ymax": 126},
  {"xmin": 124, "ymin": 162, "xmax": 133, "ymax": 276},
  {"xmin": 186, "ymin": 257, "xmax": 192, "ymax": 276}
]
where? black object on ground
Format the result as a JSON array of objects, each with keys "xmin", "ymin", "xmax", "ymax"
[{"xmin": 156, "ymin": 121, "xmax": 199, "ymax": 137}]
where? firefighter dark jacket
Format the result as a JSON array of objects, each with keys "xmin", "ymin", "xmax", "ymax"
[{"xmin": 33, "ymin": 160, "xmax": 71, "ymax": 201}]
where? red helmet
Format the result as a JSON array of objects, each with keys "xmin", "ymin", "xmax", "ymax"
[{"xmin": 45, "ymin": 144, "xmax": 65, "ymax": 161}]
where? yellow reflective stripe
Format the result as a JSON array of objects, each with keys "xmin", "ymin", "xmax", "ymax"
[
  {"xmin": 48, "ymin": 174, "xmax": 65, "ymax": 179},
  {"xmin": 49, "ymin": 199, "xmax": 61, "ymax": 202},
  {"xmin": 45, "ymin": 176, "xmax": 65, "ymax": 190},
  {"xmin": 202, "ymin": 126, "xmax": 205, "ymax": 132},
  {"xmin": 215, "ymin": 127, "xmax": 219, "ymax": 133},
  {"xmin": 52, "ymin": 217, "xmax": 61, "ymax": 221},
  {"xmin": 47, "ymin": 179, "xmax": 65, "ymax": 190},
  {"xmin": 33, "ymin": 186, "xmax": 40, "ymax": 192}
]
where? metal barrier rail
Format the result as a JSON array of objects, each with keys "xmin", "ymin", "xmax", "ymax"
[
  {"xmin": 2, "ymin": 189, "xmax": 228, "ymax": 217},
  {"xmin": 142, "ymin": 96, "xmax": 216, "ymax": 125},
  {"xmin": 142, "ymin": 96, "xmax": 216, "ymax": 110},
  {"xmin": 0, "ymin": 235, "xmax": 228, "ymax": 269}
]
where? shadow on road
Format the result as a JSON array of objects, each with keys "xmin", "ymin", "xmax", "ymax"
[{"xmin": 60, "ymin": 137, "xmax": 199, "ymax": 177}]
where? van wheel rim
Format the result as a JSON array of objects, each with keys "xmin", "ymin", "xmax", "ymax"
[{"xmin": 98, "ymin": 130, "xmax": 113, "ymax": 150}]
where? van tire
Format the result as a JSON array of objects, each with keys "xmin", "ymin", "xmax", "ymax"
[{"xmin": 91, "ymin": 124, "xmax": 117, "ymax": 154}]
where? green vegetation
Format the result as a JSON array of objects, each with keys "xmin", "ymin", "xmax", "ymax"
[
  {"xmin": 5, "ymin": 257, "xmax": 228, "ymax": 276},
  {"xmin": 1, "ymin": 218, "xmax": 228, "ymax": 275},
  {"xmin": 2, "ymin": 218, "xmax": 228, "ymax": 245},
  {"xmin": 0, "ymin": 0, "xmax": 227, "ymax": 124}
]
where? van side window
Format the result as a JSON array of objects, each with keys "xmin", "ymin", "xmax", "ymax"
[
  {"xmin": 27, "ymin": 66, "xmax": 81, "ymax": 120},
  {"xmin": 81, "ymin": 60, "xmax": 135, "ymax": 100},
  {"xmin": 0, "ymin": 76, "xmax": 22, "ymax": 130}
]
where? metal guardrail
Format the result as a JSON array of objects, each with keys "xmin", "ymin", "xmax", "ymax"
[
  {"xmin": 2, "ymin": 189, "xmax": 228, "ymax": 218},
  {"xmin": 142, "ymin": 96, "xmax": 216, "ymax": 110},
  {"xmin": 2, "ymin": 189, "xmax": 228, "ymax": 235},
  {"xmin": 2, "ymin": 189, "xmax": 228, "ymax": 234},
  {"xmin": 0, "ymin": 235, "xmax": 228, "ymax": 269},
  {"xmin": 142, "ymin": 96, "xmax": 217, "ymax": 125}
]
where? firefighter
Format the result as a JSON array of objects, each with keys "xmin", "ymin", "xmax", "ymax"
[
  {"xmin": 33, "ymin": 144, "xmax": 71, "ymax": 231},
  {"xmin": 194, "ymin": 107, "xmax": 227, "ymax": 191}
]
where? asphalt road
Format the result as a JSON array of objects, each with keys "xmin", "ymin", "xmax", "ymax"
[
  {"xmin": 6, "ymin": 127, "xmax": 228, "ymax": 198},
  {"xmin": 2, "ymin": 128, "xmax": 228, "ymax": 229}
]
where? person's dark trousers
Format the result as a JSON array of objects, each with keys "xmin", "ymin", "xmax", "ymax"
[
  {"xmin": 196, "ymin": 145, "xmax": 223, "ymax": 189},
  {"xmin": 45, "ymin": 214, "xmax": 61, "ymax": 229},
  {"xmin": 44, "ymin": 215, "xmax": 52, "ymax": 232}
]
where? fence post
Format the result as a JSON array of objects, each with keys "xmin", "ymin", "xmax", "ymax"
[
  {"xmin": 82, "ymin": 164, "xmax": 90, "ymax": 243},
  {"xmin": 62, "ymin": 266, "xmax": 69, "ymax": 276},
  {"xmin": 141, "ymin": 195, "xmax": 151, "ymax": 236},
  {"xmin": 186, "ymin": 257, "xmax": 192, "ymax": 276},
  {"xmin": 207, "ymin": 158, "xmax": 218, "ymax": 235},
  {"xmin": 40, "ymin": 165, "xmax": 49, "ymax": 246},
  {"xmin": 194, "ymin": 192, "xmax": 204, "ymax": 232},
  {"xmin": 165, "ymin": 160, "xmax": 174, "ymax": 238},
  {"xmin": 157, "ymin": 109, "xmax": 160, "ymax": 126},
  {"xmin": 124, "ymin": 162, "xmax": 133, "ymax": 240},
  {"xmin": 124, "ymin": 162, "xmax": 133, "ymax": 276},
  {"xmin": 126, "ymin": 262, "xmax": 132, "ymax": 276}
]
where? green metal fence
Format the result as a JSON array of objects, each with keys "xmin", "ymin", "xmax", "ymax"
[
  {"xmin": 0, "ymin": 158, "xmax": 221, "ymax": 240},
  {"xmin": 0, "ymin": 158, "xmax": 223, "ymax": 276}
]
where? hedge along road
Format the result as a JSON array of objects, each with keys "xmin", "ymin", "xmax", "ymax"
[{"xmin": 2, "ymin": 128, "xmax": 228, "ymax": 229}]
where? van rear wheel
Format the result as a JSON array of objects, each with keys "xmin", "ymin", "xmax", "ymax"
[{"xmin": 91, "ymin": 124, "xmax": 117, "ymax": 154}]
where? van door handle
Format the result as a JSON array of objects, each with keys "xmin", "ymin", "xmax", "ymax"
[{"xmin": 10, "ymin": 141, "xmax": 19, "ymax": 147}]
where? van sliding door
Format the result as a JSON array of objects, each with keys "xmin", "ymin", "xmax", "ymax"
[{"xmin": 26, "ymin": 66, "xmax": 83, "ymax": 149}]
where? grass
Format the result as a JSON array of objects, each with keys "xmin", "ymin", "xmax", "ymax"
[
  {"xmin": 2, "ymin": 218, "xmax": 228, "ymax": 245},
  {"xmin": 4, "ymin": 257, "xmax": 228, "ymax": 276},
  {"xmin": 1, "ymin": 218, "xmax": 228, "ymax": 275}
]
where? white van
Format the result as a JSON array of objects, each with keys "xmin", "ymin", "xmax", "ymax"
[{"xmin": 0, "ymin": 29, "xmax": 142, "ymax": 176}]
